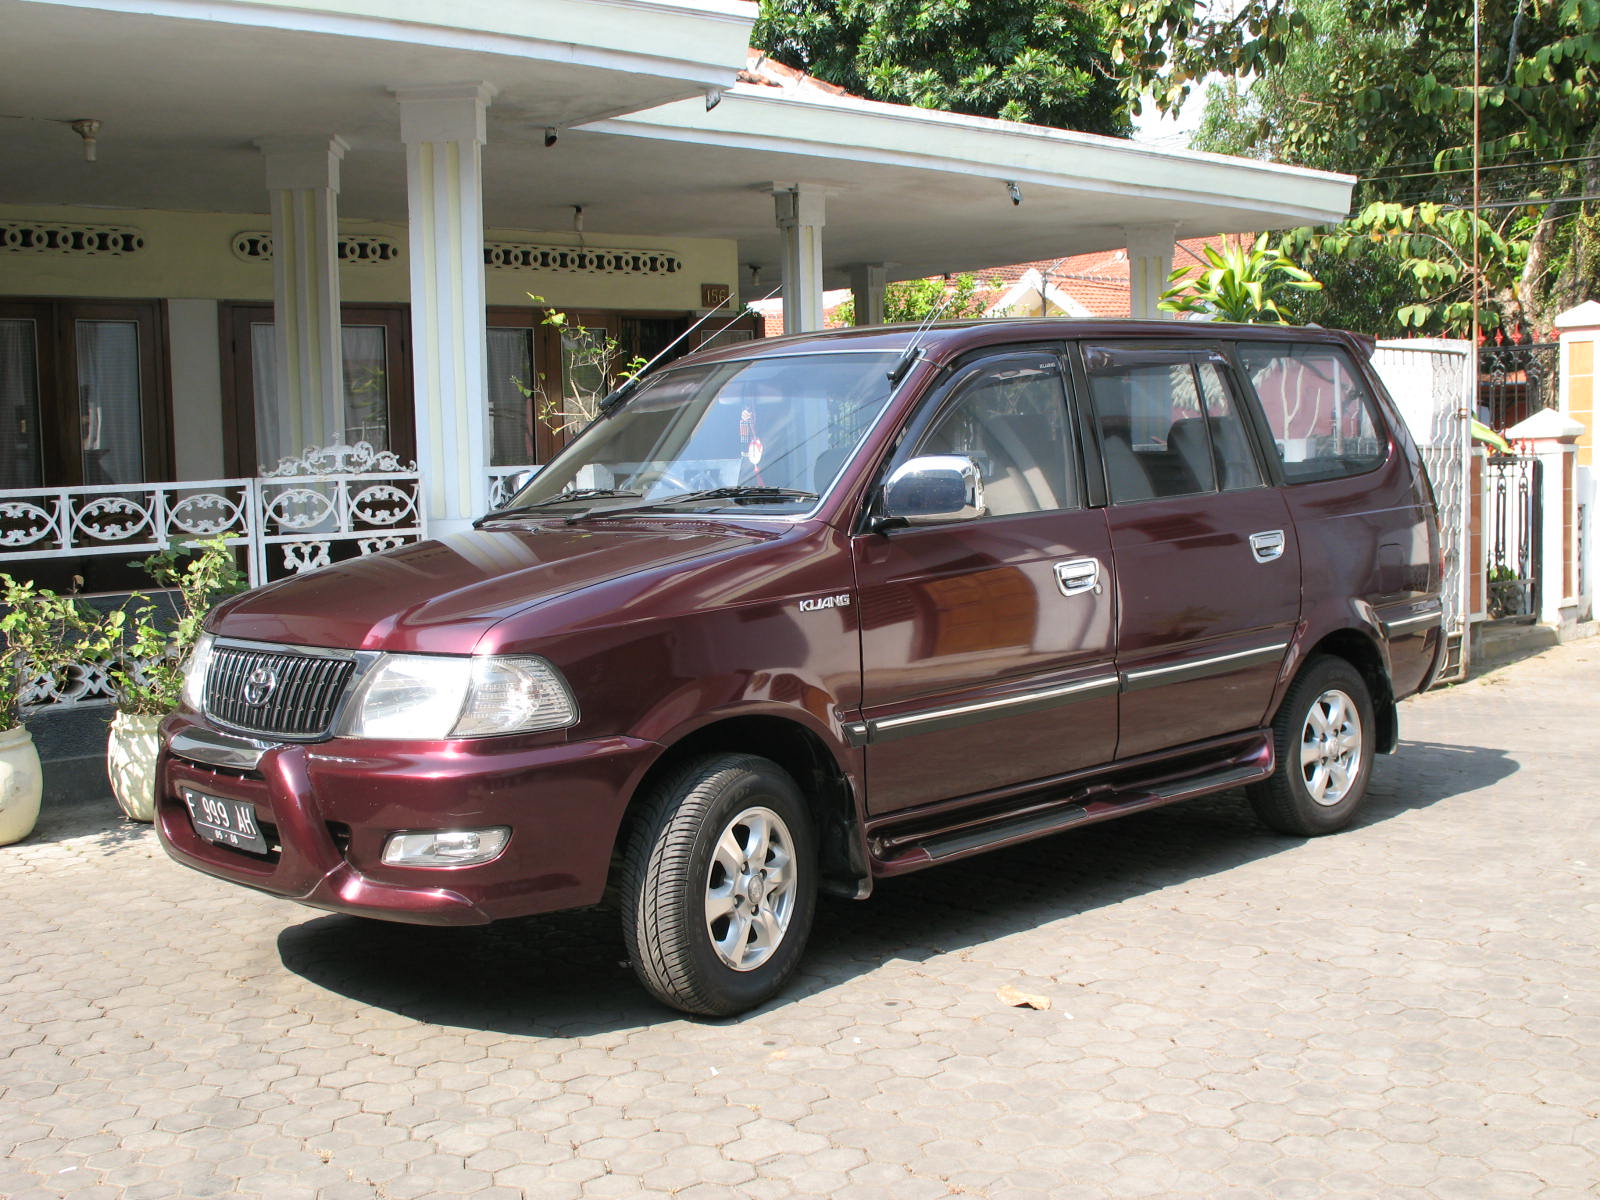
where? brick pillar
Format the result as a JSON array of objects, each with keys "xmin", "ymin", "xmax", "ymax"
[
  {"xmin": 1505, "ymin": 409, "xmax": 1584, "ymax": 628},
  {"xmin": 1469, "ymin": 446, "xmax": 1486, "ymax": 619},
  {"xmin": 1556, "ymin": 301, "xmax": 1600, "ymax": 618}
]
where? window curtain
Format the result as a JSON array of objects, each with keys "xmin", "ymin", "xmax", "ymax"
[
  {"xmin": 341, "ymin": 326, "xmax": 389, "ymax": 452},
  {"xmin": 0, "ymin": 320, "xmax": 43, "ymax": 489},
  {"xmin": 487, "ymin": 327, "xmax": 535, "ymax": 466},
  {"xmin": 75, "ymin": 320, "xmax": 143, "ymax": 485}
]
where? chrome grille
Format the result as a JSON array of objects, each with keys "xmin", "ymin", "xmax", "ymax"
[{"xmin": 204, "ymin": 644, "xmax": 355, "ymax": 739}]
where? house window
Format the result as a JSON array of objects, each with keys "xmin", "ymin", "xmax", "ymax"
[
  {"xmin": 223, "ymin": 303, "xmax": 413, "ymax": 474},
  {"xmin": 0, "ymin": 299, "xmax": 169, "ymax": 489}
]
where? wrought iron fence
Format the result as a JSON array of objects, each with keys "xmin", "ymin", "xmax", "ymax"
[
  {"xmin": 0, "ymin": 443, "xmax": 425, "ymax": 590},
  {"xmin": 0, "ymin": 444, "xmax": 429, "ymax": 711},
  {"xmin": 1478, "ymin": 341, "xmax": 1559, "ymax": 430},
  {"xmin": 1485, "ymin": 453, "xmax": 1542, "ymax": 622}
]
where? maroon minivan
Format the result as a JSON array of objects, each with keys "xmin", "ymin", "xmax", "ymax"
[{"xmin": 157, "ymin": 320, "xmax": 1443, "ymax": 1016}]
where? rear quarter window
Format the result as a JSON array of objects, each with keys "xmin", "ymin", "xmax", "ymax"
[{"xmin": 1236, "ymin": 342, "xmax": 1389, "ymax": 483}]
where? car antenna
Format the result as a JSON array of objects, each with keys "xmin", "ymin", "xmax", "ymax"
[
  {"xmin": 887, "ymin": 288, "xmax": 958, "ymax": 385},
  {"xmin": 599, "ymin": 286, "xmax": 782, "ymax": 412}
]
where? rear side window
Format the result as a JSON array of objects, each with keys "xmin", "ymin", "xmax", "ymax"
[
  {"xmin": 1082, "ymin": 347, "xmax": 1263, "ymax": 504},
  {"xmin": 912, "ymin": 353, "xmax": 1077, "ymax": 517},
  {"xmin": 1236, "ymin": 342, "xmax": 1388, "ymax": 483}
]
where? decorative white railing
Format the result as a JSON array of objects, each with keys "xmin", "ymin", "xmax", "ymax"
[
  {"xmin": 0, "ymin": 442, "xmax": 425, "ymax": 588},
  {"xmin": 486, "ymin": 465, "xmax": 540, "ymax": 509}
]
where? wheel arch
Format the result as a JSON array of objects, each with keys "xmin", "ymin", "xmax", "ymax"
[
  {"xmin": 1299, "ymin": 628, "xmax": 1398, "ymax": 753},
  {"xmin": 609, "ymin": 714, "xmax": 870, "ymax": 902}
]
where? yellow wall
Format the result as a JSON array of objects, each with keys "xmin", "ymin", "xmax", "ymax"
[
  {"xmin": 0, "ymin": 204, "xmax": 739, "ymax": 312},
  {"xmin": 1568, "ymin": 337, "xmax": 1594, "ymax": 469}
]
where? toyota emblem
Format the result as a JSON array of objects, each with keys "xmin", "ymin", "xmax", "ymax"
[{"xmin": 242, "ymin": 665, "xmax": 278, "ymax": 707}]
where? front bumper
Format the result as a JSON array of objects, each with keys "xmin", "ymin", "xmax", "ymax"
[{"xmin": 155, "ymin": 714, "xmax": 658, "ymax": 925}]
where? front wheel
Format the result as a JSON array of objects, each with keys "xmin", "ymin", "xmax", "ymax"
[
  {"xmin": 620, "ymin": 754, "xmax": 817, "ymax": 1016},
  {"xmin": 1247, "ymin": 656, "xmax": 1376, "ymax": 836}
]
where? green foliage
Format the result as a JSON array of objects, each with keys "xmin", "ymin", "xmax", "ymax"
[
  {"xmin": 513, "ymin": 297, "xmax": 649, "ymax": 435},
  {"xmin": 832, "ymin": 274, "xmax": 997, "ymax": 326},
  {"xmin": 1158, "ymin": 237, "xmax": 1322, "ymax": 323},
  {"xmin": 1266, "ymin": 248, "xmax": 1422, "ymax": 337},
  {"xmin": 1126, "ymin": 0, "xmax": 1600, "ymax": 333},
  {"xmin": 1280, "ymin": 203, "xmax": 1529, "ymax": 336},
  {"xmin": 754, "ymin": 1, "xmax": 1131, "ymax": 135},
  {"xmin": 79, "ymin": 537, "xmax": 249, "ymax": 716},
  {"xmin": 0, "ymin": 576, "xmax": 91, "ymax": 727}
]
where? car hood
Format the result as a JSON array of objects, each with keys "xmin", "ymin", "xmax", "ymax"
[{"xmin": 207, "ymin": 521, "xmax": 778, "ymax": 653}]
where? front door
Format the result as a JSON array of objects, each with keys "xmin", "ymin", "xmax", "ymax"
[
  {"xmin": 1079, "ymin": 341, "xmax": 1301, "ymax": 760},
  {"xmin": 853, "ymin": 349, "xmax": 1118, "ymax": 815}
]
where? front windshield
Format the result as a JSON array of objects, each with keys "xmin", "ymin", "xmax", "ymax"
[{"xmin": 504, "ymin": 350, "xmax": 903, "ymax": 517}]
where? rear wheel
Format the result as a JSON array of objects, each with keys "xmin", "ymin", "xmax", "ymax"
[
  {"xmin": 1248, "ymin": 656, "xmax": 1375, "ymax": 836},
  {"xmin": 620, "ymin": 753, "xmax": 816, "ymax": 1016}
]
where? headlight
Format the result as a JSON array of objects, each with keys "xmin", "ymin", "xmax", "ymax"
[
  {"xmin": 340, "ymin": 654, "xmax": 578, "ymax": 739},
  {"xmin": 180, "ymin": 633, "xmax": 215, "ymax": 711}
]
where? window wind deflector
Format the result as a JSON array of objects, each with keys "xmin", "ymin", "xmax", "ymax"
[
  {"xmin": 472, "ymin": 488, "xmax": 642, "ymax": 526},
  {"xmin": 563, "ymin": 486, "xmax": 819, "ymax": 524},
  {"xmin": 1083, "ymin": 344, "xmax": 1228, "ymax": 372}
]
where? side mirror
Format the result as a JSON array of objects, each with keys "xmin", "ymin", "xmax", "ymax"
[{"xmin": 878, "ymin": 455, "xmax": 985, "ymax": 527}]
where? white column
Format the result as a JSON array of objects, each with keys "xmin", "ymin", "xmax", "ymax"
[
  {"xmin": 848, "ymin": 263, "xmax": 888, "ymax": 327},
  {"xmin": 775, "ymin": 185, "xmax": 827, "ymax": 334},
  {"xmin": 257, "ymin": 135, "xmax": 347, "ymax": 468},
  {"xmin": 1124, "ymin": 223, "xmax": 1177, "ymax": 320},
  {"xmin": 395, "ymin": 82, "xmax": 496, "ymax": 535}
]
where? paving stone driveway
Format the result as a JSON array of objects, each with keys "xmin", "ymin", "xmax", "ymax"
[{"xmin": 3, "ymin": 640, "xmax": 1598, "ymax": 1200}]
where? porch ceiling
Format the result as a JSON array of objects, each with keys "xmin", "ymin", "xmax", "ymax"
[
  {"xmin": 572, "ymin": 88, "xmax": 1356, "ymax": 295},
  {"xmin": 1, "ymin": 0, "xmax": 1352, "ymax": 295},
  {"xmin": 0, "ymin": 0, "xmax": 753, "ymax": 210}
]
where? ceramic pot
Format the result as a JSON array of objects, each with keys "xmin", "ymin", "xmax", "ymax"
[
  {"xmin": 0, "ymin": 724, "xmax": 43, "ymax": 845},
  {"xmin": 108, "ymin": 710, "xmax": 164, "ymax": 822}
]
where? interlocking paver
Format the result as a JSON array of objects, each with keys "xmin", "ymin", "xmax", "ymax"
[{"xmin": 5, "ymin": 639, "xmax": 1600, "ymax": 1196}]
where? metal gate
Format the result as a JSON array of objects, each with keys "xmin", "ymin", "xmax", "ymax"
[
  {"xmin": 1484, "ymin": 454, "xmax": 1542, "ymax": 621},
  {"xmin": 1372, "ymin": 341, "xmax": 1473, "ymax": 683}
]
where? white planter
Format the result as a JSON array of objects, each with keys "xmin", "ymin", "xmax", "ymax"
[
  {"xmin": 0, "ymin": 724, "xmax": 43, "ymax": 846},
  {"xmin": 108, "ymin": 711, "xmax": 164, "ymax": 823}
]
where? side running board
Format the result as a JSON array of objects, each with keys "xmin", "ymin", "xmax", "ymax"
[{"xmin": 870, "ymin": 744, "xmax": 1271, "ymax": 876}]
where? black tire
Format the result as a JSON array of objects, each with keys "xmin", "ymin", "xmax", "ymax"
[
  {"xmin": 1247, "ymin": 655, "xmax": 1376, "ymax": 836},
  {"xmin": 619, "ymin": 753, "xmax": 817, "ymax": 1017}
]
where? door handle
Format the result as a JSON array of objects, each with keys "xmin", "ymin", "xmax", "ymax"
[
  {"xmin": 1250, "ymin": 530, "xmax": 1286, "ymax": 563},
  {"xmin": 1054, "ymin": 557, "xmax": 1101, "ymax": 596}
]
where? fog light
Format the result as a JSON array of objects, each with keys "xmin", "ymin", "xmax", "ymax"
[{"xmin": 381, "ymin": 827, "xmax": 510, "ymax": 868}]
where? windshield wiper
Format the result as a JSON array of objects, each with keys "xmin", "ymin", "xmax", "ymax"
[
  {"xmin": 472, "ymin": 488, "xmax": 642, "ymax": 527},
  {"xmin": 564, "ymin": 486, "xmax": 819, "ymax": 524}
]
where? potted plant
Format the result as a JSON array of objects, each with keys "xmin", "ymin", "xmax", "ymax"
[
  {"xmin": 100, "ymin": 537, "xmax": 246, "ymax": 821},
  {"xmin": 0, "ymin": 575, "xmax": 85, "ymax": 845}
]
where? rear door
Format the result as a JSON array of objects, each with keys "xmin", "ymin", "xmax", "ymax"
[
  {"xmin": 853, "ymin": 349, "xmax": 1118, "ymax": 815},
  {"xmin": 1078, "ymin": 341, "xmax": 1302, "ymax": 760}
]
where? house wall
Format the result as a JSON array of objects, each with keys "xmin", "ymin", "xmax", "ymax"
[
  {"xmin": 2, "ymin": 202, "xmax": 740, "ymax": 479},
  {"xmin": 2, "ymin": 204, "xmax": 736, "ymax": 309}
]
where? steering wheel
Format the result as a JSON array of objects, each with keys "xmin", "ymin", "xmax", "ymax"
[{"xmin": 633, "ymin": 469, "xmax": 693, "ymax": 498}]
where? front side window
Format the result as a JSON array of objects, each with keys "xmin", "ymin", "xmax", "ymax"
[
  {"xmin": 509, "ymin": 351, "xmax": 902, "ymax": 517},
  {"xmin": 1236, "ymin": 341, "xmax": 1388, "ymax": 482},
  {"xmin": 909, "ymin": 353, "xmax": 1077, "ymax": 517}
]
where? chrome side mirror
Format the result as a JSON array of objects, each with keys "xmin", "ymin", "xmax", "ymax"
[{"xmin": 879, "ymin": 455, "xmax": 985, "ymax": 527}]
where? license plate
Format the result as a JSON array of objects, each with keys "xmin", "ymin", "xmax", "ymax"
[{"xmin": 180, "ymin": 787, "xmax": 268, "ymax": 855}]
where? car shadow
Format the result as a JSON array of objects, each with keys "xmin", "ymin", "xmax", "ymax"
[{"xmin": 275, "ymin": 738, "xmax": 1515, "ymax": 1034}]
